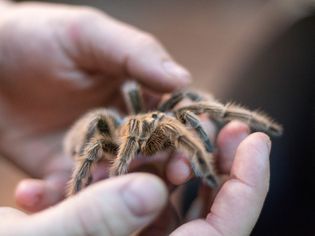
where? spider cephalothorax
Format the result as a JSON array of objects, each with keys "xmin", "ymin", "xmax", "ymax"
[{"xmin": 65, "ymin": 81, "xmax": 282, "ymax": 196}]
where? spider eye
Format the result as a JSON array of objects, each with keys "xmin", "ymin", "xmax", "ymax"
[{"xmin": 151, "ymin": 113, "xmax": 158, "ymax": 119}]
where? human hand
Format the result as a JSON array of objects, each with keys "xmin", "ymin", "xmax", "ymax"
[
  {"xmin": 171, "ymin": 128, "xmax": 271, "ymax": 236},
  {"xmin": 0, "ymin": 173, "xmax": 168, "ymax": 236},
  {"xmin": 138, "ymin": 122, "xmax": 271, "ymax": 236},
  {"xmin": 115, "ymin": 121, "xmax": 270, "ymax": 235},
  {"xmin": 0, "ymin": 2, "xmax": 190, "ymax": 211},
  {"xmin": 0, "ymin": 123, "xmax": 270, "ymax": 236}
]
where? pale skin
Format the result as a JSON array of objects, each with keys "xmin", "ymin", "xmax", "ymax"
[{"xmin": 0, "ymin": 1, "xmax": 272, "ymax": 235}]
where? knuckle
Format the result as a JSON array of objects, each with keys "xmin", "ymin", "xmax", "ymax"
[
  {"xmin": 244, "ymin": 133, "xmax": 269, "ymax": 158},
  {"xmin": 65, "ymin": 7, "xmax": 106, "ymax": 46}
]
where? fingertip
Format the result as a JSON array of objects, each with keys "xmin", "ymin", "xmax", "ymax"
[
  {"xmin": 15, "ymin": 179, "xmax": 45, "ymax": 212},
  {"xmin": 125, "ymin": 35, "xmax": 192, "ymax": 92},
  {"xmin": 166, "ymin": 154, "xmax": 192, "ymax": 185},
  {"xmin": 15, "ymin": 178, "xmax": 65, "ymax": 212},
  {"xmin": 255, "ymin": 132, "xmax": 272, "ymax": 153},
  {"xmin": 217, "ymin": 121, "xmax": 250, "ymax": 173},
  {"xmin": 237, "ymin": 132, "xmax": 271, "ymax": 159},
  {"xmin": 161, "ymin": 60, "xmax": 192, "ymax": 87},
  {"xmin": 128, "ymin": 59, "xmax": 192, "ymax": 92},
  {"xmin": 231, "ymin": 132, "xmax": 272, "ymax": 191}
]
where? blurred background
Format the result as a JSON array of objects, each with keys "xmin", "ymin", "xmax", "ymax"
[{"xmin": 1, "ymin": 0, "xmax": 314, "ymax": 235}]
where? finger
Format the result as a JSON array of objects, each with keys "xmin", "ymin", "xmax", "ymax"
[
  {"xmin": 216, "ymin": 121, "xmax": 250, "ymax": 173},
  {"xmin": 207, "ymin": 133, "xmax": 271, "ymax": 235},
  {"xmin": 184, "ymin": 120, "xmax": 249, "ymax": 221},
  {"xmin": 18, "ymin": 173, "xmax": 167, "ymax": 236},
  {"xmin": 66, "ymin": 9, "xmax": 191, "ymax": 92},
  {"xmin": 171, "ymin": 133, "xmax": 271, "ymax": 236},
  {"xmin": 15, "ymin": 150, "xmax": 72, "ymax": 212},
  {"xmin": 166, "ymin": 153, "xmax": 191, "ymax": 185},
  {"xmin": 124, "ymin": 36, "xmax": 191, "ymax": 92},
  {"xmin": 15, "ymin": 172, "xmax": 68, "ymax": 212}
]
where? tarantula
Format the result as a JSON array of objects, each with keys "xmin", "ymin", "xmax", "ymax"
[{"xmin": 64, "ymin": 81, "xmax": 282, "ymax": 196}]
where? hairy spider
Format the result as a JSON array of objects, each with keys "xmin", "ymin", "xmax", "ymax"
[{"xmin": 64, "ymin": 81, "xmax": 282, "ymax": 196}]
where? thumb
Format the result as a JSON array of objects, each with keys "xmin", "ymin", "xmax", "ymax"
[{"xmin": 19, "ymin": 173, "xmax": 168, "ymax": 236}]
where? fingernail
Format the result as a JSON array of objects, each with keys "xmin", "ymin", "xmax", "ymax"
[
  {"xmin": 257, "ymin": 133, "xmax": 272, "ymax": 154},
  {"xmin": 121, "ymin": 175, "xmax": 167, "ymax": 217},
  {"xmin": 266, "ymin": 136, "xmax": 272, "ymax": 153},
  {"xmin": 162, "ymin": 60, "xmax": 192, "ymax": 84}
]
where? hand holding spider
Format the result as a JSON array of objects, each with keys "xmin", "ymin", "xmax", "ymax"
[
  {"xmin": 0, "ymin": 1, "xmax": 190, "ymax": 211},
  {"xmin": 141, "ymin": 122, "xmax": 270, "ymax": 236},
  {"xmin": 62, "ymin": 79, "xmax": 281, "ymax": 235},
  {"xmin": 0, "ymin": 122, "xmax": 271, "ymax": 236},
  {"xmin": 0, "ymin": 2, "xmax": 280, "ymax": 235}
]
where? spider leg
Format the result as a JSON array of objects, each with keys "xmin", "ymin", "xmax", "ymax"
[
  {"xmin": 68, "ymin": 137, "xmax": 120, "ymax": 196},
  {"xmin": 67, "ymin": 141, "xmax": 102, "ymax": 196},
  {"xmin": 158, "ymin": 90, "xmax": 204, "ymax": 112},
  {"xmin": 122, "ymin": 81, "xmax": 144, "ymax": 114},
  {"xmin": 66, "ymin": 109, "xmax": 121, "ymax": 196},
  {"xmin": 109, "ymin": 118, "xmax": 141, "ymax": 176},
  {"xmin": 177, "ymin": 101, "xmax": 283, "ymax": 137},
  {"xmin": 175, "ymin": 109, "xmax": 213, "ymax": 153},
  {"xmin": 64, "ymin": 109, "xmax": 122, "ymax": 157},
  {"xmin": 159, "ymin": 117, "xmax": 218, "ymax": 188}
]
